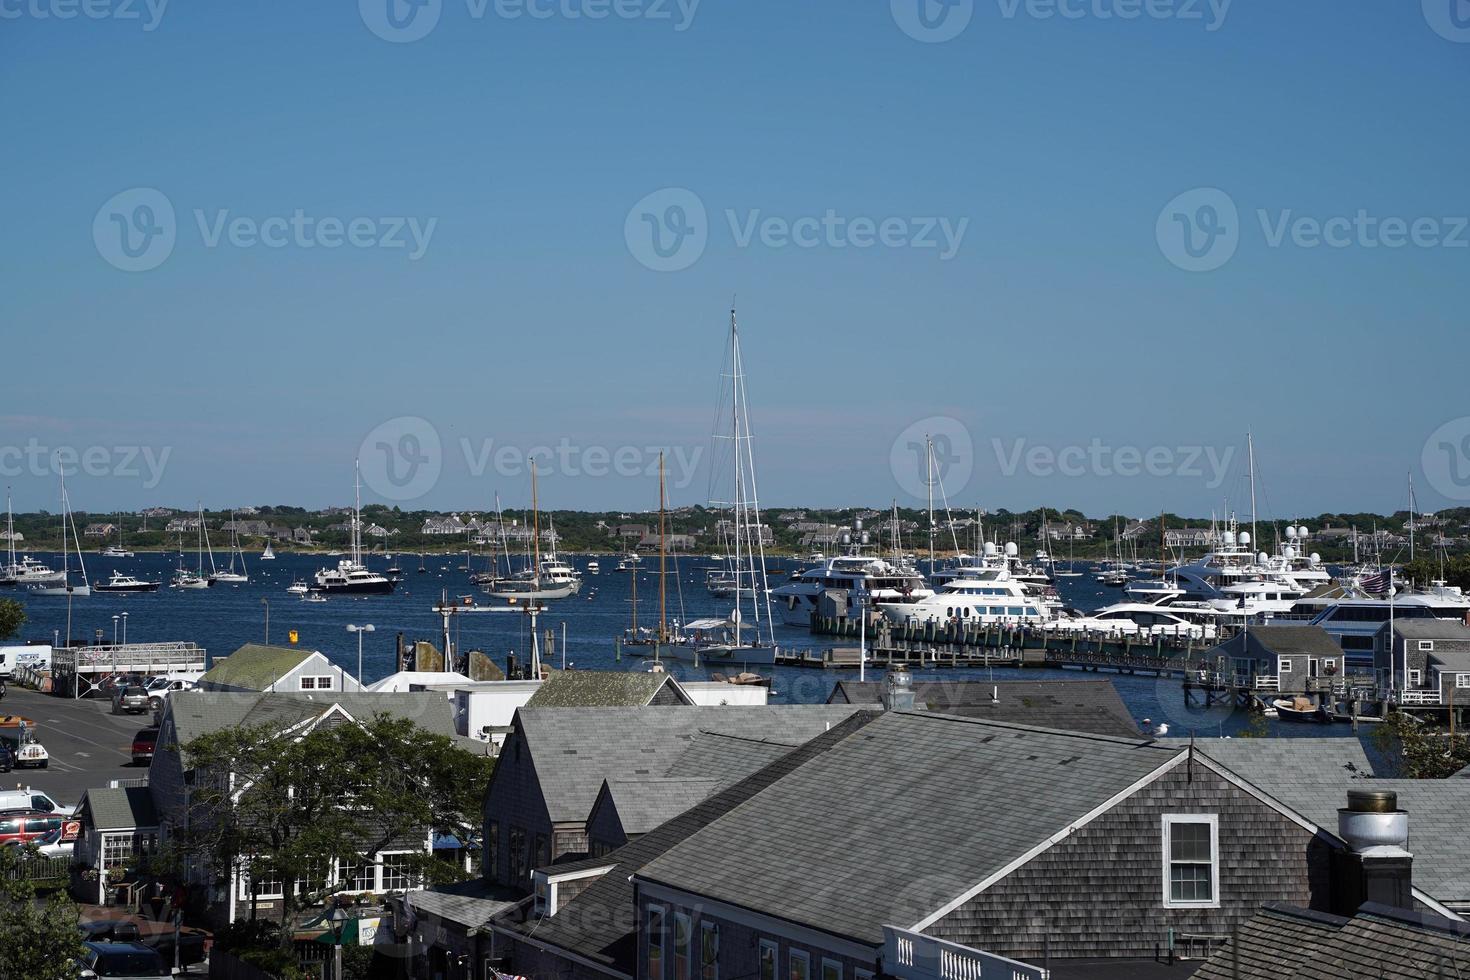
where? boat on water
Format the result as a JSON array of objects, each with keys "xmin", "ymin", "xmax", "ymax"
[
  {"xmin": 286, "ymin": 580, "xmax": 310, "ymax": 596},
  {"xmin": 1272, "ymin": 697, "xmax": 1329, "ymax": 723},
  {"xmin": 210, "ymin": 511, "xmax": 250, "ymax": 584},
  {"xmin": 94, "ymin": 570, "xmax": 161, "ymax": 593},
  {"xmin": 261, "ymin": 542, "xmax": 276, "ymax": 561},
  {"xmin": 304, "ymin": 591, "xmax": 328, "ymax": 603},
  {"xmin": 172, "ymin": 505, "xmax": 217, "ymax": 590},
  {"xmin": 880, "ymin": 565, "xmax": 1051, "ymax": 628},
  {"xmin": 27, "ymin": 474, "xmax": 90, "ymax": 597},
  {"xmin": 100, "ymin": 544, "xmax": 133, "ymax": 558},
  {"xmin": 313, "ymin": 465, "xmax": 395, "ymax": 595},
  {"xmin": 769, "ymin": 549, "xmax": 933, "ymax": 627},
  {"xmin": 1044, "ymin": 590, "xmax": 1225, "ymax": 640},
  {"xmin": 614, "ymin": 553, "xmax": 642, "ymax": 573},
  {"xmin": 586, "ymin": 559, "xmax": 600, "ymax": 575},
  {"xmin": 486, "ymin": 466, "xmax": 578, "ymax": 601}
]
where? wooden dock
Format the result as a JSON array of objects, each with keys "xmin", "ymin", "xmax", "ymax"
[{"xmin": 51, "ymin": 642, "xmax": 208, "ymax": 698}]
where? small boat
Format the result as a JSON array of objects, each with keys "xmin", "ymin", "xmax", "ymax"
[
  {"xmin": 1272, "ymin": 697, "xmax": 1328, "ymax": 723},
  {"xmin": 93, "ymin": 571, "xmax": 161, "ymax": 593},
  {"xmin": 710, "ymin": 671, "xmax": 773, "ymax": 688},
  {"xmin": 286, "ymin": 580, "xmax": 310, "ymax": 596},
  {"xmin": 615, "ymin": 553, "xmax": 642, "ymax": 572},
  {"xmin": 304, "ymin": 591, "xmax": 327, "ymax": 603},
  {"xmin": 587, "ymin": 560, "xmax": 600, "ymax": 575},
  {"xmin": 261, "ymin": 542, "xmax": 276, "ymax": 560},
  {"xmin": 29, "ymin": 474, "xmax": 91, "ymax": 596},
  {"xmin": 172, "ymin": 569, "xmax": 212, "ymax": 590},
  {"xmin": 100, "ymin": 545, "xmax": 134, "ymax": 559}
]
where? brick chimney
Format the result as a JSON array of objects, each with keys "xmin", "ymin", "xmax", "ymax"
[{"xmin": 1332, "ymin": 790, "xmax": 1414, "ymax": 914}]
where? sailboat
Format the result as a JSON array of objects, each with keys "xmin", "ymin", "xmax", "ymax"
[
  {"xmin": 172, "ymin": 506, "xmax": 215, "ymax": 589},
  {"xmin": 2, "ymin": 488, "xmax": 64, "ymax": 587},
  {"xmin": 665, "ymin": 306, "xmax": 778, "ymax": 665},
  {"xmin": 210, "ymin": 511, "xmax": 250, "ymax": 584},
  {"xmin": 624, "ymin": 453, "xmax": 685, "ymax": 650},
  {"xmin": 28, "ymin": 474, "xmax": 91, "ymax": 596},
  {"xmin": 101, "ymin": 514, "xmax": 134, "ymax": 558},
  {"xmin": 314, "ymin": 463, "xmax": 395, "ymax": 594},
  {"xmin": 1054, "ymin": 519, "xmax": 1083, "ymax": 577},
  {"xmin": 261, "ymin": 541, "xmax": 276, "ymax": 561},
  {"xmin": 487, "ymin": 462, "xmax": 576, "ymax": 601}
]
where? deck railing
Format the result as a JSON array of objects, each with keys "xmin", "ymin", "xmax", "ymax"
[
  {"xmin": 883, "ymin": 926, "xmax": 1048, "ymax": 980},
  {"xmin": 1400, "ymin": 689, "xmax": 1442, "ymax": 706}
]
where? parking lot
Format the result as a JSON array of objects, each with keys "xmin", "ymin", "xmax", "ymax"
[{"xmin": 2, "ymin": 685, "xmax": 156, "ymax": 807}]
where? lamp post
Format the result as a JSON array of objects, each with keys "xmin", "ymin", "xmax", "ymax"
[
  {"xmin": 120, "ymin": 612, "xmax": 128, "ymax": 645},
  {"xmin": 260, "ymin": 598, "xmax": 270, "ymax": 645},
  {"xmin": 326, "ymin": 903, "xmax": 349, "ymax": 980},
  {"xmin": 346, "ymin": 624, "xmax": 375, "ymax": 687},
  {"xmin": 112, "ymin": 615, "xmax": 119, "ymax": 646}
]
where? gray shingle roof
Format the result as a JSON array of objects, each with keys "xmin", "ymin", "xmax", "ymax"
[
  {"xmin": 409, "ymin": 878, "xmax": 522, "ymax": 929},
  {"xmin": 594, "ymin": 778, "xmax": 721, "ymax": 835},
  {"xmin": 636, "ymin": 712, "xmax": 1183, "ymax": 944},
  {"xmin": 1428, "ymin": 649, "xmax": 1470, "ymax": 673},
  {"xmin": 200, "ymin": 644, "xmax": 316, "ymax": 691},
  {"xmin": 525, "ymin": 670, "xmax": 684, "ymax": 708},
  {"xmin": 514, "ymin": 706, "xmax": 861, "ymax": 824},
  {"xmin": 827, "ymin": 679, "xmax": 1142, "ymax": 737},
  {"xmin": 165, "ymin": 690, "xmax": 460, "ymax": 746},
  {"xmin": 82, "ymin": 786, "xmax": 158, "ymax": 832},
  {"xmin": 1239, "ymin": 625, "xmax": 1345, "ymax": 658},
  {"xmin": 1193, "ymin": 903, "xmax": 1470, "ymax": 980},
  {"xmin": 1168, "ymin": 736, "xmax": 1384, "ymax": 781},
  {"xmin": 493, "ymin": 712, "xmax": 881, "ymax": 972},
  {"xmin": 1390, "ymin": 620, "xmax": 1470, "ymax": 640}
]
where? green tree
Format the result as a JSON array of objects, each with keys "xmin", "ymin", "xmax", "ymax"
[
  {"xmin": 0, "ymin": 599, "xmax": 24, "ymax": 641},
  {"xmin": 173, "ymin": 712, "xmax": 493, "ymax": 947},
  {"xmin": 0, "ymin": 844, "xmax": 84, "ymax": 980},
  {"xmin": 1371, "ymin": 711, "xmax": 1470, "ymax": 778}
]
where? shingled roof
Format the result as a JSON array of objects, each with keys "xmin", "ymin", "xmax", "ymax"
[
  {"xmin": 635, "ymin": 712, "xmax": 1184, "ymax": 944},
  {"xmin": 199, "ymin": 644, "xmax": 317, "ymax": 691},
  {"xmin": 492, "ymin": 712, "xmax": 881, "ymax": 973},
  {"xmin": 80, "ymin": 786, "xmax": 158, "ymax": 832},
  {"xmin": 1193, "ymin": 902, "xmax": 1470, "ymax": 980},
  {"xmin": 165, "ymin": 690, "xmax": 461, "ymax": 746},
  {"xmin": 827, "ymin": 679, "xmax": 1142, "ymax": 737},
  {"xmin": 510, "ymin": 706, "xmax": 861, "ymax": 824},
  {"xmin": 1388, "ymin": 620, "xmax": 1470, "ymax": 641},
  {"xmin": 591, "ymin": 778, "xmax": 721, "ymax": 836},
  {"xmin": 525, "ymin": 670, "xmax": 690, "ymax": 708},
  {"xmin": 1233, "ymin": 625, "xmax": 1345, "ymax": 659}
]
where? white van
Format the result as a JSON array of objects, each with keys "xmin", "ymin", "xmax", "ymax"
[
  {"xmin": 0, "ymin": 787, "xmax": 74, "ymax": 816},
  {"xmin": 0, "ymin": 645, "xmax": 53, "ymax": 678}
]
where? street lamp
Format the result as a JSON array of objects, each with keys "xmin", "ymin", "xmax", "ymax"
[
  {"xmin": 112, "ymin": 615, "xmax": 119, "ymax": 646},
  {"xmin": 120, "ymin": 612, "xmax": 128, "ymax": 645},
  {"xmin": 346, "ymin": 624, "xmax": 375, "ymax": 688},
  {"xmin": 326, "ymin": 903, "xmax": 349, "ymax": 980}
]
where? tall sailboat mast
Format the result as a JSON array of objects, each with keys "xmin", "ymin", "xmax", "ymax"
[
  {"xmin": 658, "ymin": 451, "xmax": 667, "ymax": 643},
  {"xmin": 730, "ymin": 310, "xmax": 743, "ymax": 649},
  {"xmin": 1247, "ymin": 431, "xmax": 1258, "ymax": 553}
]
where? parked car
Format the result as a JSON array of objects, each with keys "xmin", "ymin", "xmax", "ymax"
[
  {"xmin": 131, "ymin": 728, "xmax": 159, "ymax": 766},
  {"xmin": 0, "ymin": 811, "xmax": 81, "ymax": 848},
  {"xmin": 79, "ymin": 941, "xmax": 173, "ymax": 979},
  {"xmin": 4, "ymin": 826, "xmax": 74, "ymax": 858},
  {"xmin": 0, "ymin": 787, "xmax": 74, "ymax": 816},
  {"xmin": 79, "ymin": 918, "xmax": 208, "ymax": 969},
  {"xmin": 0, "ymin": 740, "xmax": 13, "ymax": 774},
  {"xmin": 111, "ymin": 685, "xmax": 151, "ymax": 715}
]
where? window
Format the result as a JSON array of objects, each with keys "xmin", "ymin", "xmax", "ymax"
[
  {"xmin": 700, "ymin": 922, "xmax": 719, "ymax": 980},
  {"xmin": 1420, "ymin": 640, "xmax": 1435, "ymax": 652},
  {"xmin": 299, "ymin": 675, "xmax": 334, "ymax": 690},
  {"xmin": 1162, "ymin": 815, "xmax": 1219, "ymax": 908},
  {"xmin": 239, "ymin": 865, "xmax": 283, "ymax": 900},
  {"xmin": 340, "ymin": 859, "xmax": 375, "ymax": 892},
  {"xmin": 648, "ymin": 906, "xmax": 665, "ymax": 980},
  {"xmin": 1458, "ymin": 674, "xmax": 1470, "ymax": 689},
  {"xmin": 821, "ymin": 959, "xmax": 842, "ymax": 980},
  {"xmin": 380, "ymin": 852, "xmax": 413, "ymax": 891},
  {"xmin": 1278, "ymin": 660, "xmax": 1292, "ymax": 673},
  {"xmin": 509, "ymin": 827, "xmax": 526, "ymax": 882},
  {"xmin": 673, "ymin": 913, "xmax": 692, "ymax": 980},
  {"xmin": 102, "ymin": 833, "xmax": 136, "ymax": 869},
  {"xmin": 759, "ymin": 941, "xmax": 778, "ymax": 980},
  {"xmin": 1410, "ymin": 669, "xmax": 1423, "ymax": 687},
  {"xmin": 789, "ymin": 950, "xmax": 810, "ymax": 980},
  {"xmin": 487, "ymin": 820, "xmax": 500, "ymax": 883}
]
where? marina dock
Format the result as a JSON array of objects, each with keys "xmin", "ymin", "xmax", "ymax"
[{"xmin": 51, "ymin": 641, "xmax": 208, "ymax": 698}]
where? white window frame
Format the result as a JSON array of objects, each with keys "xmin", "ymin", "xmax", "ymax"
[
  {"xmin": 758, "ymin": 940, "xmax": 779, "ymax": 980},
  {"xmin": 1161, "ymin": 813, "xmax": 1220, "ymax": 909},
  {"xmin": 1410, "ymin": 669, "xmax": 1423, "ymax": 687},
  {"xmin": 1419, "ymin": 640, "xmax": 1435, "ymax": 652},
  {"xmin": 1457, "ymin": 674, "xmax": 1470, "ymax": 689},
  {"xmin": 789, "ymin": 950, "xmax": 811, "ymax": 980},
  {"xmin": 1278, "ymin": 659, "xmax": 1292, "ymax": 673},
  {"xmin": 299, "ymin": 675, "xmax": 334, "ymax": 691}
]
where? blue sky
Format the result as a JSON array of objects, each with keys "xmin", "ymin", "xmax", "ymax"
[{"xmin": 2, "ymin": 0, "xmax": 1468, "ymax": 520}]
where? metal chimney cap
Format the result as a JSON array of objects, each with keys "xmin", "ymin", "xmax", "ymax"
[{"xmin": 1346, "ymin": 790, "xmax": 1399, "ymax": 814}]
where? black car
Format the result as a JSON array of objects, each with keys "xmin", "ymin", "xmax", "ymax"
[{"xmin": 0, "ymin": 741, "xmax": 14, "ymax": 773}]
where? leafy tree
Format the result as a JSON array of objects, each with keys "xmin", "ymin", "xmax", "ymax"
[
  {"xmin": 1402, "ymin": 555, "xmax": 1470, "ymax": 592},
  {"xmin": 1371, "ymin": 711, "xmax": 1470, "ymax": 778},
  {"xmin": 172, "ymin": 712, "xmax": 492, "ymax": 947},
  {"xmin": 0, "ymin": 844, "xmax": 84, "ymax": 980},
  {"xmin": 0, "ymin": 599, "xmax": 24, "ymax": 642}
]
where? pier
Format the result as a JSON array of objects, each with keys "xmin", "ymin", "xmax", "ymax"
[{"xmin": 51, "ymin": 642, "xmax": 208, "ymax": 698}]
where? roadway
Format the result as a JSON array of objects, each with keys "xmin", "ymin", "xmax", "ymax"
[{"xmin": 1, "ymin": 685, "xmax": 155, "ymax": 807}]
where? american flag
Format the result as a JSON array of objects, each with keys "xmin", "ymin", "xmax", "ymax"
[{"xmin": 1360, "ymin": 568, "xmax": 1392, "ymax": 593}]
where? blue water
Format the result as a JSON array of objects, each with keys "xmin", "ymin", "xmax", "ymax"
[{"xmin": 3, "ymin": 552, "xmax": 1355, "ymax": 738}]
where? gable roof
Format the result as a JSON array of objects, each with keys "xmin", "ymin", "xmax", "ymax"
[
  {"xmin": 511, "ymin": 706, "xmax": 861, "ymax": 824},
  {"xmin": 200, "ymin": 644, "xmax": 318, "ymax": 691},
  {"xmin": 1168, "ymin": 736, "xmax": 1384, "ymax": 782},
  {"xmin": 1236, "ymin": 625, "xmax": 1344, "ymax": 659},
  {"xmin": 526, "ymin": 670, "xmax": 689, "ymax": 708},
  {"xmin": 164, "ymin": 690, "xmax": 461, "ymax": 746},
  {"xmin": 1193, "ymin": 902, "xmax": 1470, "ymax": 980},
  {"xmin": 81, "ymin": 786, "xmax": 158, "ymax": 832},
  {"xmin": 1427, "ymin": 649, "xmax": 1470, "ymax": 673},
  {"xmin": 827, "ymin": 679, "xmax": 1141, "ymax": 737},
  {"xmin": 493, "ymin": 712, "xmax": 881, "ymax": 973},
  {"xmin": 1389, "ymin": 620, "xmax": 1470, "ymax": 641},
  {"xmin": 592, "ymin": 778, "xmax": 721, "ymax": 836},
  {"xmin": 635, "ymin": 712, "xmax": 1183, "ymax": 944}
]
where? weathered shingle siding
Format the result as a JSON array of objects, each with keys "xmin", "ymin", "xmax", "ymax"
[
  {"xmin": 483, "ymin": 725, "xmax": 553, "ymax": 891},
  {"xmin": 926, "ymin": 763, "xmax": 1335, "ymax": 960},
  {"xmin": 648, "ymin": 682, "xmax": 685, "ymax": 707}
]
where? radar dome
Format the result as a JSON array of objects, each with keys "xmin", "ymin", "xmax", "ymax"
[
  {"xmin": 1286, "ymin": 526, "xmax": 1298, "ymax": 539},
  {"xmin": 1257, "ymin": 551, "xmax": 1269, "ymax": 564},
  {"xmin": 1004, "ymin": 542, "xmax": 1019, "ymax": 557},
  {"xmin": 1310, "ymin": 552, "xmax": 1321, "ymax": 565},
  {"xmin": 1239, "ymin": 531, "xmax": 1251, "ymax": 546},
  {"xmin": 983, "ymin": 542, "xmax": 999, "ymax": 556}
]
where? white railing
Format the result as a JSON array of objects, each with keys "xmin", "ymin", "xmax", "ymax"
[
  {"xmin": 883, "ymin": 926, "xmax": 1048, "ymax": 980},
  {"xmin": 1400, "ymin": 689, "xmax": 1442, "ymax": 705},
  {"xmin": 1253, "ymin": 674, "xmax": 1279, "ymax": 692},
  {"xmin": 54, "ymin": 642, "xmax": 205, "ymax": 672}
]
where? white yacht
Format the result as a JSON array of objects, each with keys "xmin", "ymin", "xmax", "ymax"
[
  {"xmin": 94, "ymin": 570, "xmax": 161, "ymax": 593},
  {"xmin": 210, "ymin": 511, "xmax": 249, "ymax": 584},
  {"xmin": 879, "ymin": 566, "xmax": 1048, "ymax": 628},
  {"xmin": 28, "ymin": 475, "xmax": 90, "ymax": 597},
  {"xmin": 769, "ymin": 553, "xmax": 933, "ymax": 627},
  {"xmin": 286, "ymin": 579, "xmax": 310, "ymax": 596},
  {"xmin": 1309, "ymin": 580, "xmax": 1470, "ymax": 668},
  {"xmin": 1165, "ymin": 522, "xmax": 1268, "ymax": 600},
  {"xmin": 1257, "ymin": 525, "xmax": 1332, "ymax": 592},
  {"xmin": 314, "ymin": 466, "xmax": 394, "ymax": 595},
  {"xmin": 7, "ymin": 555, "xmax": 65, "ymax": 587},
  {"xmin": 1046, "ymin": 590, "xmax": 1225, "ymax": 640}
]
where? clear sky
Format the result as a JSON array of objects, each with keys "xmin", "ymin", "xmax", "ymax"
[{"xmin": 2, "ymin": 0, "xmax": 1468, "ymax": 520}]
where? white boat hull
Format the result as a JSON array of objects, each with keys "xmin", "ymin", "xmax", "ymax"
[{"xmin": 654, "ymin": 643, "xmax": 778, "ymax": 666}]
